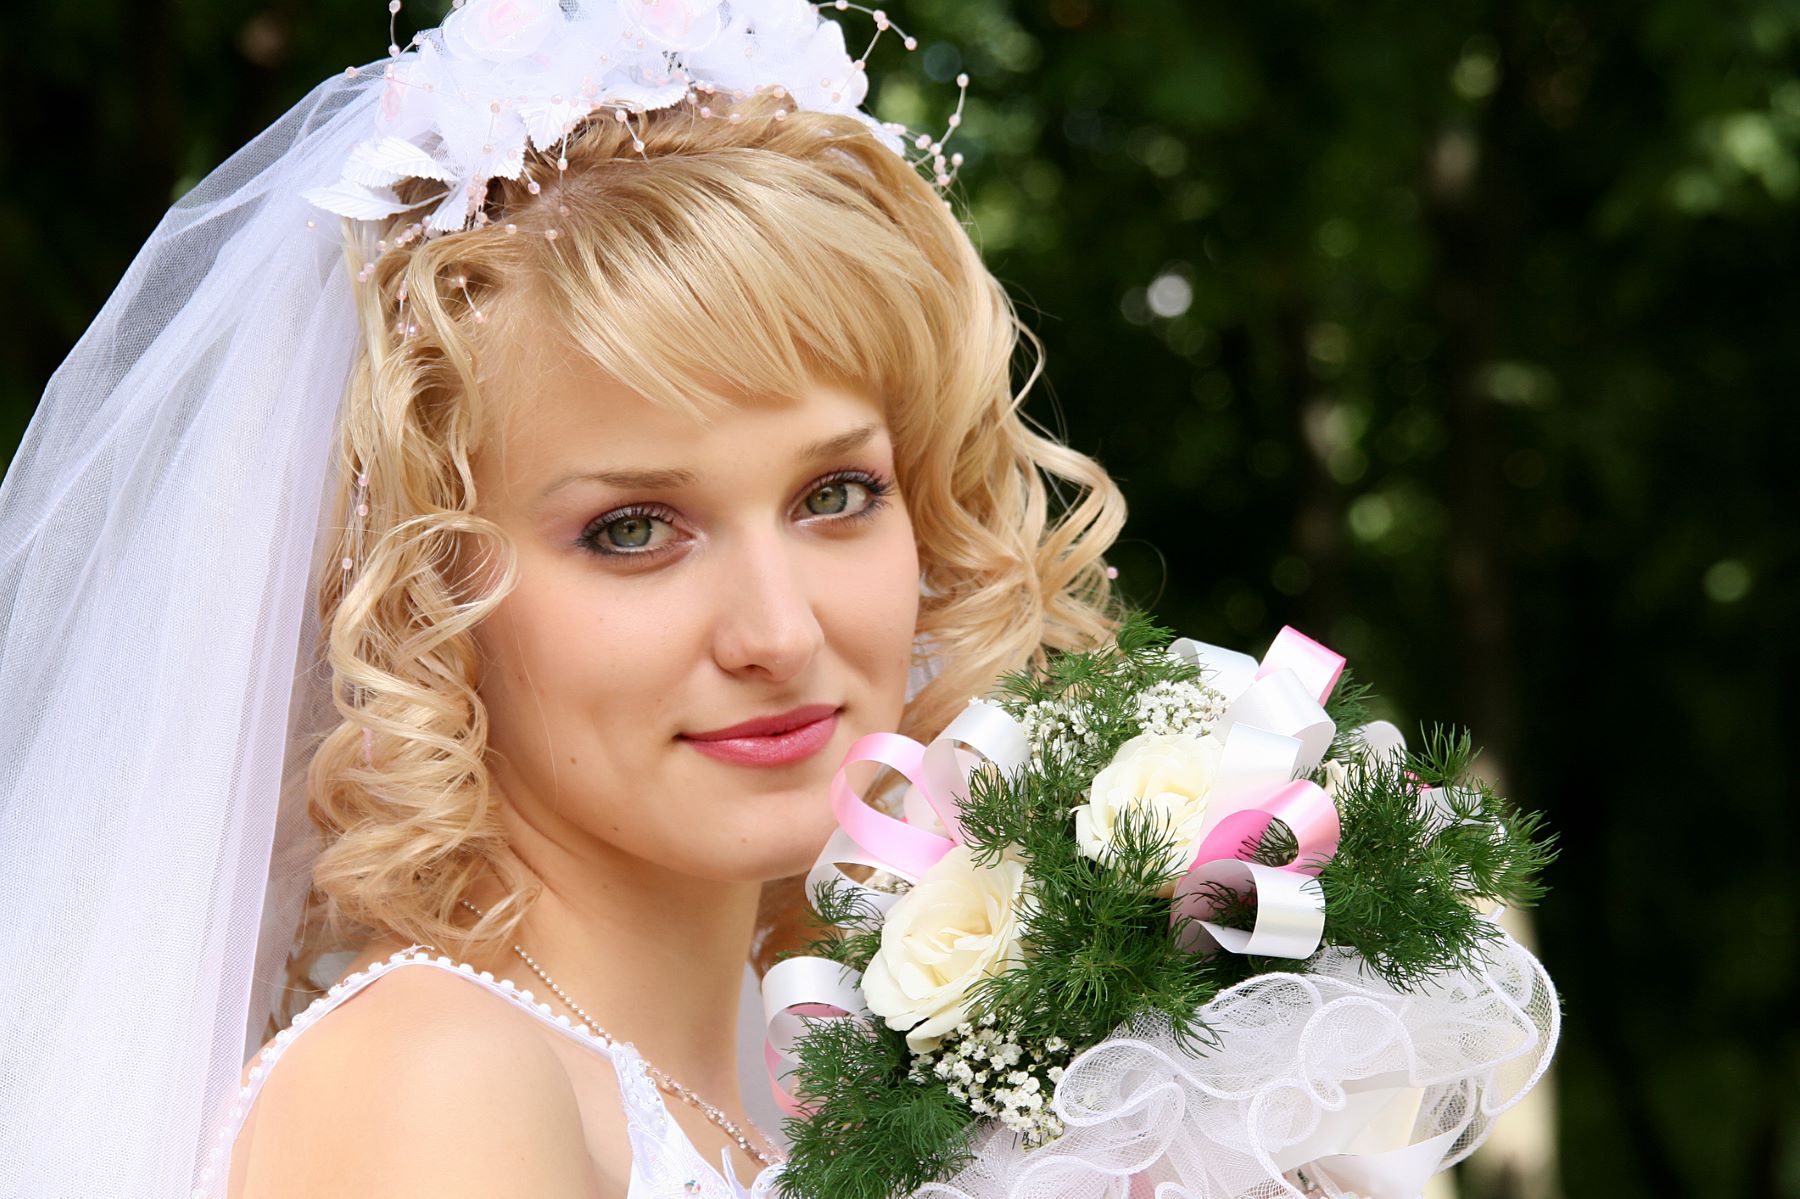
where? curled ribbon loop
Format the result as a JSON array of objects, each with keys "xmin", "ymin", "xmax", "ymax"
[
  {"xmin": 829, "ymin": 731, "xmax": 957, "ymax": 883},
  {"xmin": 1170, "ymin": 776, "xmax": 1340, "ymax": 961},
  {"xmin": 1170, "ymin": 625, "xmax": 1343, "ymax": 775},
  {"xmin": 825, "ymin": 700, "xmax": 1031, "ymax": 885},
  {"xmin": 1354, "ymin": 718, "xmax": 1407, "ymax": 766},
  {"xmin": 804, "ymin": 826, "xmax": 906, "ymax": 917},
  {"xmin": 1202, "ymin": 724, "xmax": 1305, "ymax": 831},
  {"xmin": 761, "ymin": 956, "xmax": 869, "ymax": 1116},
  {"xmin": 909, "ymin": 699, "xmax": 1032, "ymax": 845},
  {"xmin": 1218, "ymin": 670, "xmax": 1337, "ymax": 776},
  {"xmin": 1167, "ymin": 637, "xmax": 1261, "ymax": 700},
  {"xmin": 1260, "ymin": 625, "xmax": 1346, "ymax": 704},
  {"xmin": 1173, "ymin": 858, "xmax": 1326, "ymax": 958},
  {"xmin": 1189, "ymin": 779, "xmax": 1341, "ymax": 876},
  {"xmin": 1164, "ymin": 627, "xmax": 1350, "ymax": 960}
]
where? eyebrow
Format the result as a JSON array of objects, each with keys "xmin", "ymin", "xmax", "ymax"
[{"xmin": 536, "ymin": 421, "xmax": 885, "ymax": 501}]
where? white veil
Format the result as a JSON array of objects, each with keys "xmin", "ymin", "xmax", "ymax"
[{"xmin": 0, "ymin": 66, "xmax": 382, "ymax": 1196}]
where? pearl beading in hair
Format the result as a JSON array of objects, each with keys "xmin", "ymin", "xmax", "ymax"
[{"xmin": 192, "ymin": 945, "xmax": 774, "ymax": 1198}]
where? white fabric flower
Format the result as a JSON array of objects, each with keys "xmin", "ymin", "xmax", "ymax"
[
  {"xmin": 376, "ymin": 60, "xmax": 433, "ymax": 141},
  {"xmin": 783, "ymin": 18, "xmax": 868, "ymax": 112},
  {"xmin": 621, "ymin": 0, "xmax": 727, "ymax": 50},
  {"xmin": 861, "ymin": 844, "xmax": 1029, "ymax": 1053},
  {"xmin": 442, "ymin": 0, "xmax": 563, "ymax": 62},
  {"xmin": 1072, "ymin": 731, "xmax": 1226, "ymax": 893}
]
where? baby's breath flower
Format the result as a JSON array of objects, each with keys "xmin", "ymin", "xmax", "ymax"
[
  {"xmin": 907, "ymin": 1018, "xmax": 1075, "ymax": 1149},
  {"xmin": 1017, "ymin": 695, "xmax": 1107, "ymax": 771},
  {"xmin": 1132, "ymin": 678, "xmax": 1228, "ymax": 738}
]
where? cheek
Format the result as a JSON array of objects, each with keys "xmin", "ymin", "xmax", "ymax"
[
  {"xmin": 841, "ymin": 513, "xmax": 921, "ymax": 692},
  {"xmin": 477, "ymin": 555, "xmax": 672, "ymax": 755},
  {"xmin": 475, "ymin": 585, "xmax": 564, "ymax": 761}
]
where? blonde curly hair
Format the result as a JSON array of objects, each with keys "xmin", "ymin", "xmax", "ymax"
[{"xmin": 276, "ymin": 89, "xmax": 1128, "ymax": 1033}]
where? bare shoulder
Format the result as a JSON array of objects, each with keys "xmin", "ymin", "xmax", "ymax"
[{"xmin": 232, "ymin": 964, "xmax": 608, "ymax": 1198}]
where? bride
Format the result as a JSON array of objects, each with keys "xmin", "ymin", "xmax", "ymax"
[{"xmin": 0, "ymin": 2, "xmax": 1125, "ymax": 1196}]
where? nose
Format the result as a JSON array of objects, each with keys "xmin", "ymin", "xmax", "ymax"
[{"xmin": 709, "ymin": 529, "xmax": 825, "ymax": 683}]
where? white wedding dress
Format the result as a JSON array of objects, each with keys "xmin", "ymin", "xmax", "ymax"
[{"xmin": 195, "ymin": 946, "xmax": 785, "ymax": 1199}]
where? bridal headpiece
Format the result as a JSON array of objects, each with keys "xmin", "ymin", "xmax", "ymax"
[{"xmin": 306, "ymin": 0, "xmax": 968, "ymax": 239}]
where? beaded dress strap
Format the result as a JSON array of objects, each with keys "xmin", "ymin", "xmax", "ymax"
[{"xmin": 198, "ymin": 945, "xmax": 782, "ymax": 1197}]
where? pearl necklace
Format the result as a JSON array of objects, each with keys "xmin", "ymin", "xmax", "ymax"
[{"xmin": 455, "ymin": 899, "xmax": 784, "ymax": 1171}]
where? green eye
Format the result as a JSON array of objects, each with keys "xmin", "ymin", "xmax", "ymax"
[
  {"xmin": 605, "ymin": 514, "xmax": 657, "ymax": 549},
  {"xmin": 577, "ymin": 503, "xmax": 674, "ymax": 558},
  {"xmin": 806, "ymin": 481, "xmax": 858, "ymax": 516}
]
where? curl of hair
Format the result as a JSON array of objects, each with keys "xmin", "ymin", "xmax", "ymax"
[{"xmin": 276, "ymin": 90, "xmax": 1128, "ymax": 1033}]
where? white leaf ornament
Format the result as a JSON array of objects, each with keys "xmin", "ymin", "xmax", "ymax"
[
  {"xmin": 426, "ymin": 180, "xmax": 481, "ymax": 233},
  {"xmin": 518, "ymin": 97, "xmax": 593, "ymax": 153},
  {"xmin": 300, "ymin": 179, "xmax": 410, "ymax": 221},
  {"xmin": 341, "ymin": 137, "xmax": 456, "ymax": 188}
]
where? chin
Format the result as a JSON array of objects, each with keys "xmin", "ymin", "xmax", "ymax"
[{"xmin": 656, "ymin": 793, "xmax": 835, "ymax": 884}]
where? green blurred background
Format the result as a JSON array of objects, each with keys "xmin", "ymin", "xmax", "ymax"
[{"xmin": 3, "ymin": 1, "xmax": 1794, "ymax": 1195}]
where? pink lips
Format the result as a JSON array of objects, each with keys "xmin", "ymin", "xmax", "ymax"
[{"xmin": 679, "ymin": 703, "xmax": 841, "ymax": 767}]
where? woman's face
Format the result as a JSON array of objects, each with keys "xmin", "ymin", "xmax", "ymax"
[{"xmin": 465, "ymin": 340, "xmax": 919, "ymax": 884}]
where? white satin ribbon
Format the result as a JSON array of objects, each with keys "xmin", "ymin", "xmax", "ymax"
[
  {"xmin": 1167, "ymin": 638, "xmax": 1263, "ymax": 698},
  {"xmin": 903, "ymin": 699, "xmax": 1032, "ymax": 845},
  {"xmin": 1206, "ymin": 723, "xmax": 1306, "ymax": 825},
  {"xmin": 1173, "ymin": 858, "xmax": 1326, "ymax": 959},
  {"xmin": 1355, "ymin": 719, "xmax": 1407, "ymax": 766},
  {"xmin": 804, "ymin": 826, "xmax": 908, "ymax": 917},
  {"xmin": 760, "ymin": 955, "xmax": 869, "ymax": 1116},
  {"xmin": 1169, "ymin": 626, "xmax": 1344, "ymax": 775},
  {"xmin": 1217, "ymin": 669, "xmax": 1337, "ymax": 776}
]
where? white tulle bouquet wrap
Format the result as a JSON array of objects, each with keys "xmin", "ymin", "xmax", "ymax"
[{"xmin": 760, "ymin": 612, "xmax": 1559, "ymax": 1199}]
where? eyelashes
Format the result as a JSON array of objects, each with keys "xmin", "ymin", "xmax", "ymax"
[{"xmin": 575, "ymin": 467, "xmax": 895, "ymax": 561}]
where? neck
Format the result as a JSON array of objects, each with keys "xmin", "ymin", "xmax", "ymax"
[{"xmin": 461, "ymin": 768, "xmax": 762, "ymax": 1106}]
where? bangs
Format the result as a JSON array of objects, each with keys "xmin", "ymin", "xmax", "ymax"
[{"xmin": 514, "ymin": 144, "xmax": 954, "ymax": 422}]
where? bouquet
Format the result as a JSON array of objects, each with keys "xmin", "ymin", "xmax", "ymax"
[{"xmin": 761, "ymin": 612, "xmax": 1559, "ymax": 1199}]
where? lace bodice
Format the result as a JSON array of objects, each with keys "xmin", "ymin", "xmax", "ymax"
[{"xmin": 196, "ymin": 946, "xmax": 784, "ymax": 1199}]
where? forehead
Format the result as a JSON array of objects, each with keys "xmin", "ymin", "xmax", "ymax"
[{"xmin": 473, "ymin": 341, "xmax": 892, "ymax": 506}]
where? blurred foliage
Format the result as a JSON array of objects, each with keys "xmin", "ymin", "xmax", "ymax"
[{"xmin": 3, "ymin": 1, "xmax": 1796, "ymax": 1194}]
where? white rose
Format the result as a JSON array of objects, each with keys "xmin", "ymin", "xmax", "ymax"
[
  {"xmin": 441, "ymin": 0, "xmax": 562, "ymax": 62},
  {"xmin": 1072, "ymin": 731, "xmax": 1225, "ymax": 893},
  {"xmin": 860, "ymin": 843, "xmax": 1028, "ymax": 1052}
]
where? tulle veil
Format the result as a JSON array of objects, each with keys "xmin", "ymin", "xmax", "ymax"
[{"xmin": 0, "ymin": 65, "xmax": 390, "ymax": 1195}]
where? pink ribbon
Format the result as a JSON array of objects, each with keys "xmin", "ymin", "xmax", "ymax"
[
  {"xmin": 828, "ymin": 732, "xmax": 957, "ymax": 882},
  {"xmin": 1165, "ymin": 627, "xmax": 1347, "ymax": 959}
]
